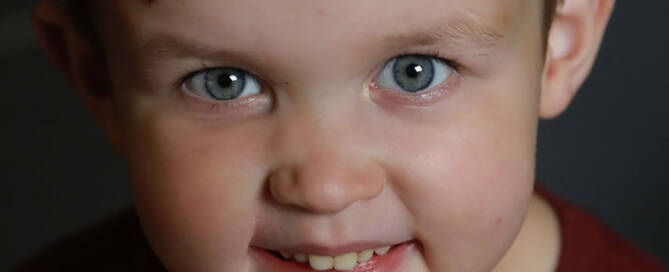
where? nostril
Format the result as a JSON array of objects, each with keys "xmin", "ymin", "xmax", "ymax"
[
  {"xmin": 268, "ymin": 171, "xmax": 303, "ymax": 208},
  {"xmin": 268, "ymin": 158, "xmax": 386, "ymax": 213}
]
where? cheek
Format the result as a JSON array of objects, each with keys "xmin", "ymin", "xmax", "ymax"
[
  {"xmin": 384, "ymin": 73, "xmax": 540, "ymax": 269},
  {"xmin": 123, "ymin": 111, "xmax": 269, "ymax": 270}
]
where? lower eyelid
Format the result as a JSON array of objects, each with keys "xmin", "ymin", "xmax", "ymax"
[
  {"xmin": 178, "ymin": 84, "xmax": 271, "ymax": 114},
  {"xmin": 370, "ymin": 69, "xmax": 461, "ymax": 107}
]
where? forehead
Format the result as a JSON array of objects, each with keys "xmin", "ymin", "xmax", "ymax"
[
  {"xmin": 120, "ymin": 0, "xmax": 522, "ymax": 25},
  {"xmin": 97, "ymin": 0, "xmax": 538, "ymax": 84},
  {"xmin": 101, "ymin": 0, "xmax": 529, "ymax": 48}
]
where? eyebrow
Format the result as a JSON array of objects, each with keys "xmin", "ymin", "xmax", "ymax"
[
  {"xmin": 382, "ymin": 14, "xmax": 505, "ymax": 54},
  {"xmin": 139, "ymin": 13, "xmax": 505, "ymax": 61},
  {"xmin": 141, "ymin": 33, "xmax": 238, "ymax": 59}
]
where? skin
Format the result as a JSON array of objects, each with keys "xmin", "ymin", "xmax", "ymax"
[{"xmin": 32, "ymin": 0, "xmax": 615, "ymax": 271}]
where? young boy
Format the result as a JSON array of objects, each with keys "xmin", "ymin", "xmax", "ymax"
[{"xmin": 20, "ymin": 0, "xmax": 665, "ymax": 271}]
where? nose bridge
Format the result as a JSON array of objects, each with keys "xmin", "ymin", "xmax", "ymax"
[
  {"xmin": 268, "ymin": 106, "xmax": 384, "ymax": 214},
  {"xmin": 271, "ymin": 93, "xmax": 360, "ymax": 160}
]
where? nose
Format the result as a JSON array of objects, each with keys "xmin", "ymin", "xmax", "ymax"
[
  {"xmin": 269, "ymin": 153, "xmax": 385, "ymax": 214},
  {"xmin": 268, "ymin": 110, "xmax": 385, "ymax": 214}
]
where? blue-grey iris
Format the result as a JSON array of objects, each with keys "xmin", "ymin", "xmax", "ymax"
[
  {"xmin": 204, "ymin": 68, "xmax": 247, "ymax": 100},
  {"xmin": 391, "ymin": 55, "xmax": 435, "ymax": 92}
]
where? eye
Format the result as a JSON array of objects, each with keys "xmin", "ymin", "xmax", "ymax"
[
  {"xmin": 183, "ymin": 67, "xmax": 261, "ymax": 101},
  {"xmin": 376, "ymin": 54, "xmax": 454, "ymax": 93}
]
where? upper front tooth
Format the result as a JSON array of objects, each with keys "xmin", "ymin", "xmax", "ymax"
[
  {"xmin": 334, "ymin": 252, "xmax": 358, "ymax": 271},
  {"xmin": 281, "ymin": 244, "xmax": 393, "ymax": 270},
  {"xmin": 358, "ymin": 249, "xmax": 374, "ymax": 263},
  {"xmin": 309, "ymin": 255, "xmax": 334, "ymax": 271},
  {"xmin": 374, "ymin": 246, "xmax": 391, "ymax": 255}
]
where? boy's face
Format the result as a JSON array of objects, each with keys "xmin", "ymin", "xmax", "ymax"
[{"xmin": 98, "ymin": 0, "xmax": 546, "ymax": 271}]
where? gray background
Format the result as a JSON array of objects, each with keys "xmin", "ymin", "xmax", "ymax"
[{"xmin": 3, "ymin": 1, "xmax": 668, "ymax": 270}]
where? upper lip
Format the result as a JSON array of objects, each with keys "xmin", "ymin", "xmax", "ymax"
[{"xmin": 257, "ymin": 240, "xmax": 411, "ymax": 256}]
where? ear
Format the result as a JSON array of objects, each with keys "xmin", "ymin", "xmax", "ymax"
[
  {"xmin": 32, "ymin": 0, "xmax": 125, "ymax": 155},
  {"xmin": 540, "ymin": 0, "xmax": 615, "ymax": 119}
]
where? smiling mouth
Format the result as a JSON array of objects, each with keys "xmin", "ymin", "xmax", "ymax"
[{"xmin": 252, "ymin": 241, "xmax": 415, "ymax": 271}]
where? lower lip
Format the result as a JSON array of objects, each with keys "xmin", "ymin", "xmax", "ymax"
[{"xmin": 250, "ymin": 242, "xmax": 415, "ymax": 272}]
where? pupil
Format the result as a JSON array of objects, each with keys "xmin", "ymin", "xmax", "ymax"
[
  {"xmin": 218, "ymin": 74, "xmax": 236, "ymax": 87},
  {"xmin": 406, "ymin": 64, "xmax": 422, "ymax": 78},
  {"xmin": 391, "ymin": 55, "xmax": 435, "ymax": 92}
]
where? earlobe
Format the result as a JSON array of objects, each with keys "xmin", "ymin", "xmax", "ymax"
[
  {"xmin": 540, "ymin": 0, "xmax": 615, "ymax": 119},
  {"xmin": 32, "ymin": 1, "xmax": 126, "ymax": 156}
]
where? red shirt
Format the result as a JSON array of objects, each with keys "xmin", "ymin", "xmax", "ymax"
[
  {"xmin": 535, "ymin": 186, "xmax": 666, "ymax": 272},
  {"xmin": 16, "ymin": 186, "xmax": 667, "ymax": 271}
]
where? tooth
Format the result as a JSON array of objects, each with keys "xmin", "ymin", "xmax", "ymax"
[
  {"xmin": 294, "ymin": 253, "xmax": 307, "ymax": 263},
  {"xmin": 279, "ymin": 251, "xmax": 292, "ymax": 259},
  {"xmin": 309, "ymin": 255, "xmax": 334, "ymax": 271},
  {"xmin": 374, "ymin": 246, "xmax": 391, "ymax": 255},
  {"xmin": 334, "ymin": 252, "xmax": 358, "ymax": 270},
  {"xmin": 358, "ymin": 249, "xmax": 374, "ymax": 263}
]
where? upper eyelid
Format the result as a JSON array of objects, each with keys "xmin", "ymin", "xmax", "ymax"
[
  {"xmin": 142, "ymin": 35, "xmax": 471, "ymax": 89},
  {"xmin": 392, "ymin": 52, "xmax": 461, "ymax": 71},
  {"xmin": 177, "ymin": 54, "xmax": 459, "ymax": 111},
  {"xmin": 179, "ymin": 52, "xmax": 460, "ymax": 93},
  {"xmin": 182, "ymin": 67, "xmax": 263, "ymax": 102},
  {"xmin": 180, "ymin": 65, "xmax": 266, "ymax": 90},
  {"xmin": 180, "ymin": 65, "xmax": 214, "ymax": 86},
  {"xmin": 376, "ymin": 54, "xmax": 456, "ymax": 88}
]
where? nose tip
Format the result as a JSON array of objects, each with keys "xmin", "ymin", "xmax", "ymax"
[{"xmin": 269, "ymin": 158, "xmax": 385, "ymax": 214}]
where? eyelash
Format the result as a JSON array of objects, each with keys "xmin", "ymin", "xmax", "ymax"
[
  {"xmin": 414, "ymin": 48, "xmax": 463, "ymax": 72},
  {"xmin": 176, "ymin": 60, "xmax": 214, "ymax": 89},
  {"xmin": 175, "ymin": 50, "xmax": 463, "ymax": 113}
]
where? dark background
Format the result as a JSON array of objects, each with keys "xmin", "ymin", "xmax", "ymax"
[{"xmin": 2, "ymin": 1, "xmax": 668, "ymax": 270}]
